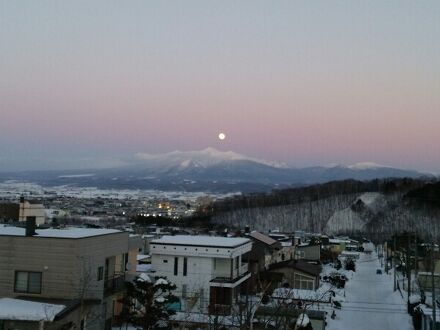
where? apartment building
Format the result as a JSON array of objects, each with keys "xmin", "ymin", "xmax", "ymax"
[
  {"xmin": 18, "ymin": 197, "xmax": 46, "ymax": 226},
  {"xmin": 0, "ymin": 219, "xmax": 139, "ymax": 329},
  {"xmin": 150, "ymin": 235, "xmax": 252, "ymax": 314}
]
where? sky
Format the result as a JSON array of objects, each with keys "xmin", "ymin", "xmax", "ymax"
[{"xmin": 1, "ymin": 1, "xmax": 439, "ymax": 172}]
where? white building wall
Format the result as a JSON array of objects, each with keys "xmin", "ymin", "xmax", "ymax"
[
  {"xmin": 150, "ymin": 239, "xmax": 252, "ymax": 312},
  {"xmin": 19, "ymin": 202, "xmax": 46, "ymax": 226},
  {"xmin": 151, "ymin": 254, "xmax": 214, "ymax": 311}
]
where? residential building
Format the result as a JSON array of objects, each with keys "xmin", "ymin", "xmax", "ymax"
[
  {"xmin": 269, "ymin": 260, "xmax": 322, "ymax": 291},
  {"xmin": 150, "ymin": 235, "xmax": 252, "ymax": 314},
  {"xmin": 0, "ymin": 219, "xmax": 137, "ymax": 329},
  {"xmin": 19, "ymin": 197, "xmax": 46, "ymax": 226},
  {"xmin": 296, "ymin": 243, "xmax": 321, "ymax": 261},
  {"xmin": 247, "ymin": 231, "xmax": 282, "ymax": 272}
]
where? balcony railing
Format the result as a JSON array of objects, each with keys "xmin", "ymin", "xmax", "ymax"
[
  {"xmin": 104, "ymin": 273, "xmax": 126, "ymax": 296},
  {"xmin": 208, "ymin": 303, "xmax": 232, "ymax": 315},
  {"xmin": 210, "ymin": 271, "xmax": 251, "ymax": 288}
]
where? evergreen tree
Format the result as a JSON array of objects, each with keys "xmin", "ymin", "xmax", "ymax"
[{"xmin": 120, "ymin": 274, "xmax": 178, "ymax": 330}]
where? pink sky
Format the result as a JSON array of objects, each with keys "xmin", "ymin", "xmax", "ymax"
[{"xmin": 0, "ymin": 1, "xmax": 439, "ymax": 171}]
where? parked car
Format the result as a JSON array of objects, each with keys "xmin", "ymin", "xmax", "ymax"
[{"xmin": 376, "ymin": 269, "xmax": 382, "ymax": 274}]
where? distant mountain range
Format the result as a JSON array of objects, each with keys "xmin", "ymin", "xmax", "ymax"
[{"xmin": 0, "ymin": 148, "xmax": 433, "ymax": 193}]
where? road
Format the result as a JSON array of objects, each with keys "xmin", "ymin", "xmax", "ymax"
[{"xmin": 327, "ymin": 250, "xmax": 414, "ymax": 330}]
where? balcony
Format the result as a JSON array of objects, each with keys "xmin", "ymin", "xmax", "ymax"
[
  {"xmin": 210, "ymin": 271, "xmax": 251, "ymax": 288},
  {"xmin": 104, "ymin": 273, "xmax": 126, "ymax": 296}
]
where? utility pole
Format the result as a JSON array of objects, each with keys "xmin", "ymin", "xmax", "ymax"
[
  {"xmin": 432, "ymin": 242, "xmax": 437, "ymax": 329},
  {"xmin": 406, "ymin": 233, "xmax": 411, "ymax": 311},
  {"xmin": 415, "ymin": 236, "xmax": 418, "ymax": 278},
  {"xmin": 394, "ymin": 235, "xmax": 397, "ymax": 292}
]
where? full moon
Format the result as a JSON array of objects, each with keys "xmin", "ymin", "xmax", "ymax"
[{"xmin": 218, "ymin": 133, "xmax": 226, "ymax": 140}]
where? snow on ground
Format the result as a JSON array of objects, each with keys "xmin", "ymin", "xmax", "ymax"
[
  {"xmin": 326, "ymin": 251, "xmax": 414, "ymax": 330},
  {"xmin": 0, "ymin": 180, "xmax": 239, "ymax": 201},
  {"xmin": 358, "ymin": 192, "xmax": 381, "ymax": 205}
]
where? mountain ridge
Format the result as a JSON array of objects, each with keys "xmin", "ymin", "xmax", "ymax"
[{"xmin": 0, "ymin": 148, "xmax": 433, "ymax": 193}]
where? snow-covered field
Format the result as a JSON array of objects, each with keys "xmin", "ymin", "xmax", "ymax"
[
  {"xmin": 327, "ymin": 250, "xmax": 414, "ymax": 330},
  {"xmin": 0, "ymin": 180, "xmax": 238, "ymax": 201}
]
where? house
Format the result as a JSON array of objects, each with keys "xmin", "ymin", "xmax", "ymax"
[
  {"xmin": 150, "ymin": 235, "xmax": 252, "ymax": 314},
  {"xmin": 295, "ymin": 243, "xmax": 321, "ymax": 261},
  {"xmin": 0, "ymin": 218, "xmax": 138, "ymax": 329},
  {"xmin": 268, "ymin": 260, "xmax": 322, "ymax": 291},
  {"xmin": 247, "ymin": 231, "xmax": 283, "ymax": 272}
]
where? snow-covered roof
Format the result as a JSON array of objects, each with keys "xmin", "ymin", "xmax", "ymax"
[
  {"xmin": 151, "ymin": 235, "xmax": 251, "ymax": 248},
  {"xmin": 0, "ymin": 298, "xmax": 65, "ymax": 322},
  {"xmin": 136, "ymin": 254, "xmax": 150, "ymax": 261},
  {"xmin": 0, "ymin": 225, "xmax": 122, "ymax": 238},
  {"xmin": 328, "ymin": 238, "xmax": 352, "ymax": 244},
  {"xmin": 341, "ymin": 251, "xmax": 360, "ymax": 256}
]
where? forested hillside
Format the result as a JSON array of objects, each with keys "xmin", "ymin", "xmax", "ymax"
[{"xmin": 209, "ymin": 179, "xmax": 440, "ymax": 241}]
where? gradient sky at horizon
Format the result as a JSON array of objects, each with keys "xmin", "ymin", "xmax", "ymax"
[{"xmin": 1, "ymin": 1, "xmax": 439, "ymax": 172}]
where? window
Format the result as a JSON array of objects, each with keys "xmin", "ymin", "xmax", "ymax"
[
  {"xmin": 235, "ymin": 256, "xmax": 239, "ymax": 269},
  {"xmin": 97, "ymin": 266, "xmax": 104, "ymax": 281},
  {"xmin": 213, "ymin": 258, "xmax": 217, "ymax": 270},
  {"xmin": 163, "ymin": 259, "xmax": 168, "ymax": 263},
  {"xmin": 183, "ymin": 257, "xmax": 188, "ymax": 276},
  {"xmin": 14, "ymin": 271, "xmax": 42, "ymax": 294},
  {"xmin": 120, "ymin": 253, "xmax": 129, "ymax": 272},
  {"xmin": 293, "ymin": 273, "xmax": 314, "ymax": 290},
  {"xmin": 174, "ymin": 257, "xmax": 179, "ymax": 276}
]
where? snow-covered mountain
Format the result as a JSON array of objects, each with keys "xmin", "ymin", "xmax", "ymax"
[
  {"xmin": 0, "ymin": 148, "xmax": 431, "ymax": 193},
  {"xmin": 134, "ymin": 147, "xmax": 289, "ymax": 170}
]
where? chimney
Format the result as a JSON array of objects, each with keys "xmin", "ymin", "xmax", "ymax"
[
  {"xmin": 20, "ymin": 196, "xmax": 25, "ymax": 204},
  {"xmin": 244, "ymin": 225, "xmax": 250, "ymax": 234},
  {"xmin": 26, "ymin": 216, "xmax": 36, "ymax": 237}
]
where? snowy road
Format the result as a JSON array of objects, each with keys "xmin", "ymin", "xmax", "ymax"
[{"xmin": 327, "ymin": 251, "xmax": 414, "ymax": 330}]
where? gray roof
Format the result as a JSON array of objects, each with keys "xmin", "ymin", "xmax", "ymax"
[
  {"xmin": 152, "ymin": 235, "xmax": 251, "ymax": 248},
  {"xmin": 249, "ymin": 231, "xmax": 278, "ymax": 246}
]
